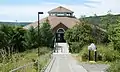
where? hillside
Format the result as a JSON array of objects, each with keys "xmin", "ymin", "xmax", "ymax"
[
  {"xmin": 81, "ymin": 14, "xmax": 120, "ymax": 29},
  {"xmin": 0, "ymin": 22, "xmax": 31, "ymax": 26}
]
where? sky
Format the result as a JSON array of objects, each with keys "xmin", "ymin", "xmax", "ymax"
[{"xmin": 0, "ymin": 0, "xmax": 120, "ymax": 22}]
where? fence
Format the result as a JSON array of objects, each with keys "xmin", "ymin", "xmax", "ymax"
[{"xmin": 9, "ymin": 61, "xmax": 37, "ymax": 72}]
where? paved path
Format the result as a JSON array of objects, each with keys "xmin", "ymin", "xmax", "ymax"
[
  {"xmin": 80, "ymin": 63, "xmax": 108, "ymax": 72},
  {"xmin": 45, "ymin": 54, "xmax": 87, "ymax": 72}
]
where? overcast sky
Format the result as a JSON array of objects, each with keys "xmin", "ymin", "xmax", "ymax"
[{"xmin": 0, "ymin": 0, "xmax": 120, "ymax": 22}]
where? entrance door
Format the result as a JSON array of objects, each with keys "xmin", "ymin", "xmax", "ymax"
[
  {"xmin": 56, "ymin": 33, "xmax": 66, "ymax": 42},
  {"xmin": 56, "ymin": 28, "xmax": 66, "ymax": 43}
]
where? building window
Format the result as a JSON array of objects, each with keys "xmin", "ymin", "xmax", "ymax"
[{"xmin": 57, "ymin": 28, "xmax": 65, "ymax": 33}]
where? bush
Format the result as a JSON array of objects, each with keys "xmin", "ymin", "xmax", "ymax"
[
  {"xmin": 107, "ymin": 60, "xmax": 120, "ymax": 72},
  {"xmin": 39, "ymin": 47, "xmax": 51, "ymax": 55},
  {"xmin": 78, "ymin": 44, "xmax": 120, "ymax": 62},
  {"xmin": 78, "ymin": 46, "xmax": 88, "ymax": 61},
  {"xmin": 97, "ymin": 44, "xmax": 120, "ymax": 62},
  {"xmin": 69, "ymin": 42, "xmax": 84, "ymax": 53}
]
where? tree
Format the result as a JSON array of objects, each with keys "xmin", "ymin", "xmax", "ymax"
[
  {"xmin": 40, "ymin": 22, "xmax": 53, "ymax": 47},
  {"xmin": 108, "ymin": 21, "xmax": 120, "ymax": 51},
  {"xmin": 64, "ymin": 22, "xmax": 94, "ymax": 53},
  {"xmin": 0, "ymin": 24, "xmax": 26, "ymax": 52},
  {"xmin": 24, "ymin": 26, "xmax": 38, "ymax": 49},
  {"xmin": 100, "ymin": 13, "xmax": 118, "ymax": 30}
]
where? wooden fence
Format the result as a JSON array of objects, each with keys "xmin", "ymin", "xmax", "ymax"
[{"xmin": 9, "ymin": 61, "xmax": 37, "ymax": 72}]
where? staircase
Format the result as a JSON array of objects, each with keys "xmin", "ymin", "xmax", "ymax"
[{"xmin": 54, "ymin": 43, "xmax": 69, "ymax": 54}]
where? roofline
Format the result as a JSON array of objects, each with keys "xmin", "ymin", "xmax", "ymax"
[
  {"xmin": 48, "ymin": 11, "xmax": 74, "ymax": 13},
  {"xmin": 48, "ymin": 6, "xmax": 74, "ymax": 13}
]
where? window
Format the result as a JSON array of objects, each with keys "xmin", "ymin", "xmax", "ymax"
[{"xmin": 57, "ymin": 28, "xmax": 65, "ymax": 33}]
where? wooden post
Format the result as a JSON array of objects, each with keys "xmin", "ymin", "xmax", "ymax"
[{"xmin": 94, "ymin": 50, "xmax": 97, "ymax": 62}]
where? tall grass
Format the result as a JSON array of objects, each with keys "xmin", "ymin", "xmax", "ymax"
[{"xmin": 0, "ymin": 47, "xmax": 51, "ymax": 72}]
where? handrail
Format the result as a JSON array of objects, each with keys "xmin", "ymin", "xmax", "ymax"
[{"xmin": 40, "ymin": 52, "xmax": 53, "ymax": 72}]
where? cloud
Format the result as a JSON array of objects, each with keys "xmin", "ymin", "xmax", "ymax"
[{"xmin": 0, "ymin": 0, "xmax": 120, "ymax": 22}]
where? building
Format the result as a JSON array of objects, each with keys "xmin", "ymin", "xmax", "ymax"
[{"xmin": 24, "ymin": 6, "xmax": 80, "ymax": 43}]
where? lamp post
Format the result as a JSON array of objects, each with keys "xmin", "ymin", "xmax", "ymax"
[
  {"xmin": 38, "ymin": 12, "xmax": 43, "ymax": 57},
  {"xmin": 37, "ymin": 12, "xmax": 43, "ymax": 72}
]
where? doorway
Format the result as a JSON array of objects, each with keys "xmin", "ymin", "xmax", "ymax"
[{"xmin": 56, "ymin": 28, "xmax": 66, "ymax": 43}]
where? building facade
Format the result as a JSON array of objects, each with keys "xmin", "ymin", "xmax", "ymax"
[{"xmin": 24, "ymin": 6, "xmax": 80, "ymax": 43}]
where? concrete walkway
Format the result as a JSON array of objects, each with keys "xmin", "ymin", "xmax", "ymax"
[
  {"xmin": 45, "ymin": 43, "xmax": 108, "ymax": 72},
  {"xmin": 45, "ymin": 54, "xmax": 87, "ymax": 72},
  {"xmin": 80, "ymin": 63, "xmax": 108, "ymax": 72}
]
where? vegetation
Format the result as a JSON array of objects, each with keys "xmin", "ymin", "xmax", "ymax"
[
  {"xmin": 65, "ymin": 13, "xmax": 120, "ymax": 72},
  {"xmin": 108, "ymin": 21, "xmax": 120, "ymax": 51},
  {"xmin": 0, "ymin": 22, "xmax": 53, "ymax": 72},
  {"xmin": 83, "ymin": 13, "xmax": 119, "ymax": 29},
  {"xmin": 0, "ymin": 22, "xmax": 31, "ymax": 26},
  {"xmin": 0, "ymin": 48, "xmax": 51, "ymax": 72},
  {"xmin": 64, "ymin": 22, "xmax": 93, "ymax": 53},
  {"xmin": 78, "ymin": 44, "xmax": 120, "ymax": 62},
  {"xmin": 64, "ymin": 16, "xmax": 108, "ymax": 53},
  {"xmin": 107, "ymin": 60, "xmax": 120, "ymax": 72}
]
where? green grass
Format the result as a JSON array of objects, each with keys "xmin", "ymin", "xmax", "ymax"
[{"xmin": 0, "ymin": 48, "xmax": 52, "ymax": 72}]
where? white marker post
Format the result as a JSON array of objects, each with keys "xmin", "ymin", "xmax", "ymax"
[{"xmin": 88, "ymin": 43, "xmax": 97, "ymax": 61}]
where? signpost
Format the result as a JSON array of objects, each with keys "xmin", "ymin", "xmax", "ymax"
[{"xmin": 88, "ymin": 43, "xmax": 97, "ymax": 62}]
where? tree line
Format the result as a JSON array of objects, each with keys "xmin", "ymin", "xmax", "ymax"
[{"xmin": 0, "ymin": 22, "xmax": 53, "ymax": 55}]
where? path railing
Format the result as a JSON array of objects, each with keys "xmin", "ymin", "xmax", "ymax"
[{"xmin": 9, "ymin": 61, "xmax": 37, "ymax": 72}]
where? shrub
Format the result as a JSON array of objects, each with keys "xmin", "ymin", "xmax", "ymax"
[
  {"xmin": 78, "ymin": 46, "xmax": 88, "ymax": 61},
  {"xmin": 97, "ymin": 44, "xmax": 120, "ymax": 62},
  {"xmin": 39, "ymin": 47, "xmax": 51, "ymax": 55},
  {"xmin": 107, "ymin": 60, "xmax": 120, "ymax": 72},
  {"xmin": 69, "ymin": 42, "xmax": 84, "ymax": 53}
]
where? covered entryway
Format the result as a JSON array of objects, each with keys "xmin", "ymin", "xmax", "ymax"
[
  {"xmin": 56, "ymin": 28, "xmax": 66, "ymax": 43},
  {"xmin": 54, "ymin": 28, "xmax": 69, "ymax": 54}
]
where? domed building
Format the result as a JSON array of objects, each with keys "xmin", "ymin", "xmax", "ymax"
[{"xmin": 24, "ymin": 6, "xmax": 80, "ymax": 43}]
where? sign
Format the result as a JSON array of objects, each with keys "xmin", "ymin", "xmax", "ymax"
[{"xmin": 88, "ymin": 43, "xmax": 96, "ymax": 51}]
